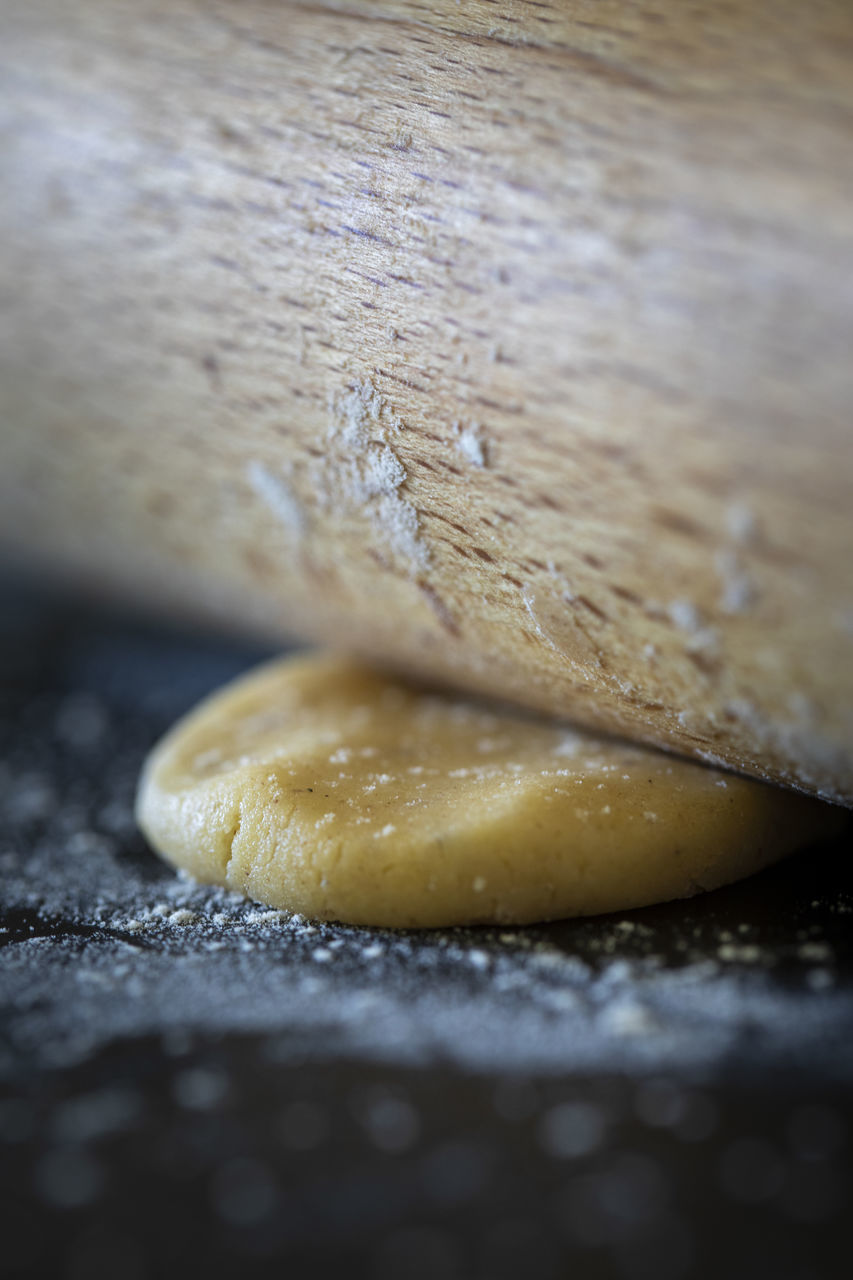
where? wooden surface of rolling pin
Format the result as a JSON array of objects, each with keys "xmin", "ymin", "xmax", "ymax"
[{"xmin": 0, "ymin": 0, "xmax": 851, "ymax": 804}]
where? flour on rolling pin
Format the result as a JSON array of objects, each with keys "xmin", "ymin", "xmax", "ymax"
[
  {"xmin": 1, "ymin": 0, "xmax": 852, "ymax": 807},
  {"xmin": 136, "ymin": 654, "xmax": 844, "ymax": 928}
]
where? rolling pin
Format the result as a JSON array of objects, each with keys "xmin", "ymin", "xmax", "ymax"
[{"xmin": 0, "ymin": 0, "xmax": 851, "ymax": 805}]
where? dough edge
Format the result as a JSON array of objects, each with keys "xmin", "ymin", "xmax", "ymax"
[{"xmin": 135, "ymin": 653, "xmax": 845, "ymax": 928}]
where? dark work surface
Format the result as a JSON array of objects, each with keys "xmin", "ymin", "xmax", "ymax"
[{"xmin": 1, "ymin": 577, "xmax": 851, "ymax": 1280}]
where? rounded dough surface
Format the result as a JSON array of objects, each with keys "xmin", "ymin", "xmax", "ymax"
[{"xmin": 136, "ymin": 654, "xmax": 843, "ymax": 927}]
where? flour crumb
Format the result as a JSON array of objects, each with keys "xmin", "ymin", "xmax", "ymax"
[
  {"xmin": 668, "ymin": 599, "xmax": 704, "ymax": 635},
  {"xmin": 168, "ymin": 909, "xmax": 198, "ymax": 927},
  {"xmin": 245, "ymin": 910, "xmax": 289, "ymax": 926},
  {"xmin": 715, "ymin": 549, "xmax": 756, "ymax": 615},
  {"xmin": 798, "ymin": 941, "xmax": 831, "ymax": 962},
  {"xmin": 602, "ymin": 1000, "xmax": 658, "ymax": 1037},
  {"xmin": 718, "ymin": 943, "xmax": 762, "ymax": 963},
  {"xmin": 454, "ymin": 420, "xmax": 489, "ymax": 467},
  {"xmin": 325, "ymin": 379, "xmax": 427, "ymax": 569},
  {"xmin": 247, "ymin": 460, "xmax": 304, "ymax": 534},
  {"xmin": 726, "ymin": 502, "xmax": 758, "ymax": 545}
]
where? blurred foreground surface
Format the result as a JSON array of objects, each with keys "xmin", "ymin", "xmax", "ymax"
[{"xmin": 1, "ymin": 576, "xmax": 851, "ymax": 1279}]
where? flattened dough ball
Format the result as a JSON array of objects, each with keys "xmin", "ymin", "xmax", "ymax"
[{"xmin": 136, "ymin": 654, "xmax": 843, "ymax": 927}]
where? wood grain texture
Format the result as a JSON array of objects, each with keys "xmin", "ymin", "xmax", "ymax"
[{"xmin": 0, "ymin": 0, "xmax": 851, "ymax": 803}]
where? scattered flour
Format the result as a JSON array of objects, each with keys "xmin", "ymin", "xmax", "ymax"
[{"xmin": 2, "ymin": 589, "xmax": 851, "ymax": 1091}]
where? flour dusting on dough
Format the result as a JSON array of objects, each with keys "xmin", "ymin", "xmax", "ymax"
[{"xmin": 135, "ymin": 652, "xmax": 843, "ymax": 928}]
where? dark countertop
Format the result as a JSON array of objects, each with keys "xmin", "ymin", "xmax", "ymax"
[{"xmin": 1, "ymin": 577, "xmax": 851, "ymax": 1279}]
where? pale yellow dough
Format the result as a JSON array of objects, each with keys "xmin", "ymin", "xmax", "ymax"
[{"xmin": 135, "ymin": 654, "xmax": 843, "ymax": 927}]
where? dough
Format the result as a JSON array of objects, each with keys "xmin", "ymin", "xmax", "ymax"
[{"xmin": 136, "ymin": 654, "xmax": 843, "ymax": 927}]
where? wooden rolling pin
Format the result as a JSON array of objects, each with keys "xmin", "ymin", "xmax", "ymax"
[{"xmin": 1, "ymin": 0, "xmax": 851, "ymax": 805}]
